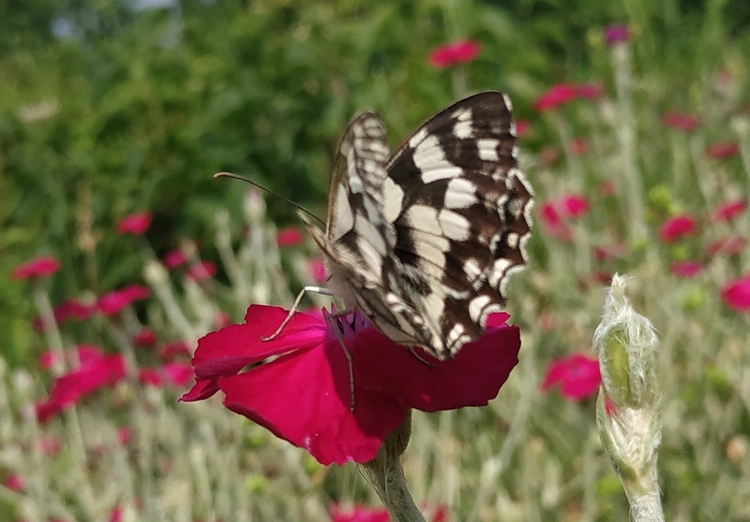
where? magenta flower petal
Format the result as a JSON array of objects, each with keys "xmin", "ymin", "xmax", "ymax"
[
  {"xmin": 712, "ymin": 199, "xmax": 747, "ymax": 222},
  {"xmin": 11, "ymin": 256, "xmax": 60, "ymax": 280},
  {"xmin": 721, "ymin": 275, "xmax": 750, "ymax": 312},
  {"xmin": 352, "ymin": 315, "xmax": 520, "ymax": 411},
  {"xmin": 116, "ymin": 212, "xmax": 152, "ymax": 235},
  {"xmin": 428, "ymin": 39, "xmax": 481, "ymax": 68},
  {"xmin": 534, "ymin": 83, "xmax": 577, "ymax": 112},
  {"xmin": 98, "ymin": 284, "xmax": 150, "ymax": 315},
  {"xmin": 541, "ymin": 354, "xmax": 601, "ymax": 401},
  {"xmin": 604, "ymin": 24, "xmax": 630, "ymax": 45},
  {"xmin": 659, "ymin": 214, "xmax": 697, "ymax": 243}
]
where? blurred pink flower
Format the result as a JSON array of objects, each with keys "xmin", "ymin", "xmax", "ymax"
[
  {"xmin": 604, "ymin": 24, "xmax": 630, "ymax": 46},
  {"xmin": 118, "ymin": 427, "xmax": 132, "ymax": 445},
  {"xmin": 310, "ymin": 258, "xmax": 327, "ymax": 283},
  {"xmin": 33, "ymin": 298, "xmax": 95, "ymax": 332},
  {"xmin": 276, "ymin": 227, "xmax": 305, "ymax": 247},
  {"xmin": 159, "ymin": 340, "xmax": 191, "ymax": 361},
  {"xmin": 539, "ymin": 202, "xmax": 573, "ymax": 241},
  {"xmin": 671, "ymin": 261, "xmax": 703, "ymax": 278},
  {"xmin": 329, "ymin": 505, "xmax": 389, "ymax": 522},
  {"xmin": 133, "ymin": 328, "xmax": 157, "ymax": 347},
  {"xmin": 534, "ymin": 83, "xmax": 577, "ymax": 112},
  {"xmin": 711, "ymin": 199, "xmax": 747, "ymax": 223},
  {"xmin": 576, "ymin": 82, "xmax": 605, "ymax": 99},
  {"xmin": 706, "ymin": 235, "xmax": 747, "ymax": 257},
  {"xmin": 559, "ymin": 194, "xmax": 589, "ymax": 217},
  {"xmin": 187, "ymin": 261, "xmax": 217, "ymax": 281},
  {"xmin": 662, "ymin": 112, "xmax": 701, "ymax": 131},
  {"xmin": 569, "ymin": 138, "xmax": 588, "ymax": 155},
  {"xmin": 39, "ymin": 344, "xmax": 103, "ymax": 372},
  {"xmin": 515, "ymin": 119, "xmax": 530, "ymax": 138},
  {"xmin": 721, "ymin": 275, "xmax": 750, "ymax": 312},
  {"xmin": 11, "ymin": 256, "xmax": 60, "ymax": 280},
  {"xmin": 428, "ymin": 39, "xmax": 481, "ymax": 68},
  {"xmin": 116, "ymin": 212, "xmax": 152, "ymax": 235},
  {"xmin": 541, "ymin": 354, "xmax": 601, "ymax": 401},
  {"xmin": 98, "ymin": 285, "xmax": 150, "ymax": 315},
  {"xmin": 3, "ymin": 474, "xmax": 24, "ymax": 492},
  {"xmin": 163, "ymin": 249, "xmax": 187, "ymax": 269},
  {"xmin": 658, "ymin": 214, "xmax": 697, "ymax": 243},
  {"xmin": 705, "ymin": 142, "xmax": 739, "ymax": 159}
]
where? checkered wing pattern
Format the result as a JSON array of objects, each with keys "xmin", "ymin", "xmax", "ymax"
[{"xmin": 301, "ymin": 91, "xmax": 534, "ymax": 360}]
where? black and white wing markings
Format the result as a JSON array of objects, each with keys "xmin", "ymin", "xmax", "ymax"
[{"xmin": 301, "ymin": 91, "xmax": 533, "ymax": 360}]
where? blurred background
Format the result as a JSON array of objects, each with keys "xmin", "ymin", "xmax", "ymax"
[{"xmin": 2, "ymin": 1, "xmax": 750, "ymax": 521}]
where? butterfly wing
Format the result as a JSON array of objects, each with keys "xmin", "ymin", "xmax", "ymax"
[{"xmin": 382, "ymin": 91, "xmax": 534, "ymax": 357}]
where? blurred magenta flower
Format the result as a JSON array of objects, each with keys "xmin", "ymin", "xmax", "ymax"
[
  {"xmin": 515, "ymin": 119, "xmax": 530, "ymax": 138},
  {"xmin": 36, "ymin": 353, "xmax": 126, "ymax": 422},
  {"xmin": 98, "ymin": 284, "xmax": 150, "ymax": 315},
  {"xmin": 186, "ymin": 261, "xmax": 217, "ymax": 281},
  {"xmin": 310, "ymin": 258, "xmax": 327, "ymax": 283},
  {"xmin": 705, "ymin": 142, "xmax": 739, "ymax": 159},
  {"xmin": 706, "ymin": 235, "xmax": 747, "ymax": 257},
  {"xmin": 662, "ymin": 111, "xmax": 701, "ymax": 131},
  {"xmin": 711, "ymin": 199, "xmax": 747, "ymax": 223},
  {"xmin": 534, "ymin": 83, "xmax": 577, "ymax": 111},
  {"xmin": 215, "ymin": 310, "xmax": 231, "ymax": 328},
  {"xmin": 569, "ymin": 138, "xmax": 588, "ymax": 155},
  {"xmin": 11, "ymin": 255, "xmax": 60, "ymax": 280},
  {"xmin": 541, "ymin": 353, "xmax": 601, "ymax": 401},
  {"xmin": 576, "ymin": 82, "xmax": 606, "ymax": 99},
  {"xmin": 116, "ymin": 211, "xmax": 152, "ymax": 235},
  {"xmin": 3, "ymin": 474, "xmax": 24, "ymax": 492},
  {"xmin": 658, "ymin": 214, "xmax": 697, "ymax": 243},
  {"xmin": 428, "ymin": 39, "xmax": 481, "ymax": 68},
  {"xmin": 330, "ymin": 505, "xmax": 390, "ymax": 522},
  {"xmin": 721, "ymin": 275, "xmax": 750, "ymax": 312},
  {"xmin": 118, "ymin": 427, "xmax": 132, "ymax": 445},
  {"xmin": 139, "ymin": 362, "xmax": 193, "ymax": 388},
  {"xmin": 181, "ymin": 305, "xmax": 521, "ymax": 465},
  {"xmin": 33, "ymin": 298, "xmax": 95, "ymax": 332},
  {"xmin": 159, "ymin": 340, "xmax": 191, "ymax": 361},
  {"xmin": 604, "ymin": 24, "xmax": 630, "ymax": 45},
  {"xmin": 670, "ymin": 261, "xmax": 703, "ymax": 278},
  {"xmin": 539, "ymin": 202, "xmax": 572, "ymax": 241},
  {"xmin": 39, "ymin": 344, "xmax": 103, "ymax": 372},
  {"xmin": 276, "ymin": 226, "xmax": 305, "ymax": 247},
  {"xmin": 559, "ymin": 194, "xmax": 590, "ymax": 217},
  {"xmin": 163, "ymin": 249, "xmax": 187, "ymax": 269},
  {"xmin": 133, "ymin": 328, "xmax": 157, "ymax": 347}
]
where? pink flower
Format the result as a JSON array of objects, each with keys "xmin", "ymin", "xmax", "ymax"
[
  {"xmin": 33, "ymin": 298, "xmax": 95, "ymax": 332},
  {"xmin": 186, "ymin": 261, "xmax": 217, "ymax": 281},
  {"xmin": 141, "ymin": 362, "xmax": 194, "ymax": 388},
  {"xmin": 541, "ymin": 354, "xmax": 601, "ymax": 401},
  {"xmin": 559, "ymin": 194, "xmax": 589, "ymax": 217},
  {"xmin": 705, "ymin": 142, "xmax": 739, "ymax": 159},
  {"xmin": 11, "ymin": 256, "xmax": 60, "ymax": 280},
  {"xmin": 539, "ymin": 202, "xmax": 572, "ymax": 241},
  {"xmin": 310, "ymin": 258, "xmax": 327, "ymax": 283},
  {"xmin": 118, "ymin": 427, "xmax": 132, "ymax": 445},
  {"xmin": 534, "ymin": 84, "xmax": 578, "ymax": 112},
  {"xmin": 515, "ymin": 119, "xmax": 530, "ymax": 138},
  {"xmin": 604, "ymin": 24, "xmax": 630, "ymax": 46},
  {"xmin": 276, "ymin": 227, "xmax": 305, "ymax": 247},
  {"xmin": 662, "ymin": 112, "xmax": 701, "ymax": 131},
  {"xmin": 428, "ymin": 39, "xmax": 481, "ymax": 68},
  {"xmin": 721, "ymin": 275, "xmax": 750, "ymax": 312},
  {"xmin": 329, "ymin": 505, "xmax": 390, "ymax": 522},
  {"xmin": 706, "ymin": 236, "xmax": 747, "ymax": 257},
  {"xmin": 97, "ymin": 285, "xmax": 150, "ymax": 315},
  {"xmin": 163, "ymin": 249, "xmax": 187, "ymax": 269},
  {"xmin": 181, "ymin": 305, "xmax": 521, "ymax": 465},
  {"xmin": 670, "ymin": 261, "xmax": 703, "ymax": 278},
  {"xmin": 116, "ymin": 212, "xmax": 152, "ymax": 235},
  {"xmin": 159, "ymin": 340, "xmax": 191, "ymax": 361},
  {"xmin": 658, "ymin": 214, "xmax": 697, "ymax": 243},
  {"xmin": 37, "ymin": 353, "xmax": 126, "ymax": 422},
  {"xmin": 39, "ymin": 344, "xmax": 103, "ymax": 372},
  {"xmin": 133, "ymin": 328, "xmax": 157, "ymax": 347},
  {"xmin": 569, "ymin": 138, "xmax": 588, "ymax": 155},
  {"xmin": 712, "ymin": 199, "xmax": 747, "ymax": 223},
  {"xmin": 215, "ymin": 311, "xmax": 231, "ymax": 328},
  {"xmin": 3, "ymin": 474, "xmax": 24, "ymax": 492},
  {"xmin": 576, "ymin": 82, "xmax": 605, "ymax": 99}
]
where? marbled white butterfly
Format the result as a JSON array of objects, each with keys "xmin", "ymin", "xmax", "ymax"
[{"xmin": 300, "ymin": 91, "xmax": 533, "ymax": 360}]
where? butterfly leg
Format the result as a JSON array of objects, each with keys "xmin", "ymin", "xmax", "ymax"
[
  {"xmin": 408, "ymin": 346, "xmax": 433, "ymax": 367},
  {"xmin": 261, "ymin": 286, "xmax": 333, "ymax": 341},
  {"xmin": 324, "ymin": 312, "xmax": 357, "ymax": 412}
]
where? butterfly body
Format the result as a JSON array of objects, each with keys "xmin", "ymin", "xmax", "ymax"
[{"xmin": 301, "ymin": 92, "xmax": 533, "ymax": 360}]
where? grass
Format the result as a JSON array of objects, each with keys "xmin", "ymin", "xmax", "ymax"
[{"xmin": 2, "ymin": 5, "xmax": 750, "ymax": 522}]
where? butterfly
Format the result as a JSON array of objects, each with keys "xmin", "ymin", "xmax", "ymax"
[{"xmin": 300, "ymin": 91, "xmax": 533, "ymax": 360}]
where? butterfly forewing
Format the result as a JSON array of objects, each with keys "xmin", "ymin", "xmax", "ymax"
[{"xmin": 304, "ymin": 91, "xmax": 533, "ymax": 360}]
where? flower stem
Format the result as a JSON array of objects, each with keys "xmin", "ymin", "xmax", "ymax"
[
  {"xmin": 31, "ymin": 282, "xmax": 66, "ymax": 376},
  {"xmin": 360, "ymin": 413, "xmax": 425, "ymax": 522}
]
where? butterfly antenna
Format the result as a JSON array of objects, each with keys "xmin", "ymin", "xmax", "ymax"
[{"xmin": 213, "ymin": 172, "xmax": 325, "ymax": 227}]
